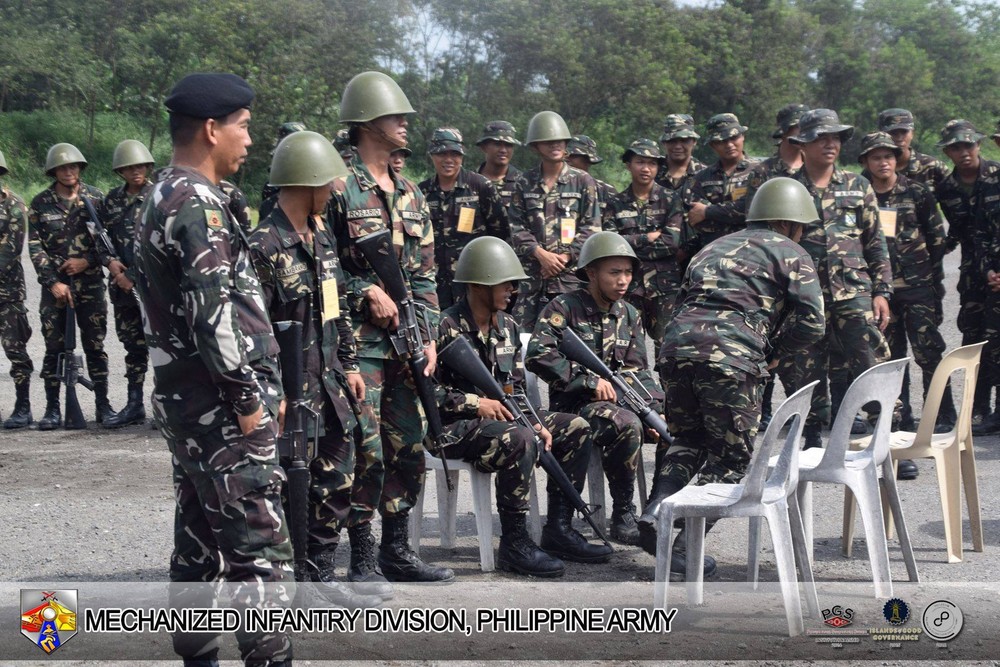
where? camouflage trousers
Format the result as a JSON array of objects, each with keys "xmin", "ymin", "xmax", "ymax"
[
  {"xmin": 165, "ymin": 407, "xmax": 294, "ymax": 665},
  {"xmin": 626, "ymin": 290, "xmax": 677, "ymax": 364},
  {"xmin": 0, "ymin": 300, "xmax": 32, "ymax": 386},
  {"xmin": 109, "ymin": 285, "xmax": 147, "ymax": 384},
  {"xmin": 980, "ymin": 289, "xmax": 1000, "ymax": 394},
  {"xmin": 443, "ymin": 411, "xmax": 590, "ymax": 513},
  {"xmin": 959, "ymin": 274, "xmax": 992, "ymax": 413},
  {"xmin": 39, "ymin": 277, "xmax": 108, "ymax": 389},
  {"xmin": 294, "ymin": 409, "xmax": 356, "ymax": 556},
  {"xmin": 576, "ymin": 401, "xmax": 644, "ymax": 489},
  {"xmin": 656, "ymin": 357, "xmax": 762, "ymax": 488},
  {"xmin": 350, "ymin": 356, "xmax": 427, "ymax": 525},
  {"xmin": 885, "ymin": 286, "xmax": 947, "ymax": 416}
]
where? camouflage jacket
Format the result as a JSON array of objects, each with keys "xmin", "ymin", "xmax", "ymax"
[
  {"xmin": 28, "ymin": 182, "xmax": 105, "ymax": 289},
  {"xmin": 594, "ymin": 177, "xmax": 617, "ymax": 218},
  {"xmin": 526, "ymin": 288, "xmax": 663, "ymax": 413},
  {"xmin": 899, "ymin": 150, "xmax": 949, "ymax": 194},
  {"xmin": 745, "ymin": 154, "xmax": 801, "ymax": 199},
  {"xmin": 793, "ymin": 167, "xmax": 892, "ymax": 302},
  {"xmin": 970, "ymin": 176, "xmax": 1000, "ymax": 280},
  {"xmin": 682, "ymin": 156, "xmax": 758, "ymax": 243},
  {"xmin": 419, "ymin": 168, "xmax": 509, "ymax": 294},
  {"xmin": 602, "ymin": 184, "xmax": 684, "ymax": 299},
  {"xmin": 100, "ymin": 181, "xmax": 153, "ymax": 287},
  {"xmin": 661, "ymin": 224, "xmax": 825, "ymax": 376},
  {"xmin": 937, "ymin": 159, "xmax": 1000, "ymax": 259},
  {"xmin": 436, "ymin": 301, "xmax": 526, "ymax": 421},
  {"xmin": 134, "ymin": 166, "xmax": 280, "ymax": 439},
  {"xmin": 0, "ymin": 185, "xmax": 28, "ymax": 302},
  {"xmin": 219, "ymin": 179, "xmax": 253, "ymax": 234},
  {"xmin": 655, "ymin": 158, "xmax": 706, "ymax": 192},
  {"xmin": 477, "ymin": 163, "xmax": 523, "ymax": 210},
  {"xmin": 250, "ymin": 207, "xmax": 359, "ymax": 435},
  {"xmin": 329, "ymin": 156, "xmax": 438, "ymax": 358},
  {"xmin": 508, "ymin": 163, "xmax": 601, "ymax": 295}
]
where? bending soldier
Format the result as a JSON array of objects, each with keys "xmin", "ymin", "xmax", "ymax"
[{"xmin": 0, "ymin": 150, "xmax": 33, "ymax": 429}]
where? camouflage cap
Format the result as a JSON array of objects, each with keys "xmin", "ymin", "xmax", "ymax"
[
  {"xmin": 567, "ymin": 135, "xmax": 602, "ymax": 163},
  {"xmin": 621, "ymin": 138, "xmax": 664, "ymax": 163},
  {"xmin": 857, "ymin": 131, "xmax": 902, "ymax": 163},
  {"xmin": 659, "ymin": 114, "xmax": 700, "ymax": 142},
  {"xmin": 428, "ymin": 127, "xmax": 465, "ymax": 155},
  {"xmin": 772, "ymin": 103, "xmax": 810, "ymax": 139},
  {"xmin": 391, "ymin": 146, "xmax": 412, "ymax": 157},
  {"xmin": 476, "ymin": 120, "xmax": 521, "ymax": 146},
  {"xmin": 789, "ymin": 108, "xmax": 854, "ymax": 144},
  {"xmin": 936, "ymin": 119, "xmax": 985, "ymax": 147},
  {"xmin": 704, "ymin": 113, "xmax": 747, "ymax": 144},
  {"xmin": 877, "ymin": 108, "xmax": 915, "ymax": 132},
  {"xmin": 278, "ymin": 121, "xmax": 307, "ymax": 139}
]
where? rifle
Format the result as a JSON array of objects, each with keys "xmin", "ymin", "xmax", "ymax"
[
  {"xmin": 558, "ymin": 328, "xmax": 673, "ymax": 445},
  {"xmin": 57, "ymin": 303, "xmax": 94, "ymax": 429},
  {"xmin": 438, "ymin": 334, "xmax": 611, "ymax": 546},
  {"xmin": 81, "ymin": 194, "xmax": 137, "ymax": 302},
  {"xmin": 354, "ymin": 229, "xmax": 453, "ymax": 490},
  {"xmin": 273, "ymin": 320, "xmax": 320, "ymax": 577}
]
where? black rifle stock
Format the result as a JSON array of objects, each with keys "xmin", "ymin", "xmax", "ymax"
[
  {"xmin": 558, "ymin": 328, "xmax": 673, "ymax": 445},
  {"xmin": 81, "ymin": 195, "xmax": 137, "ymax": 302},
  {"xmin": 57, "ymin": 303, "xmax": 93, "ymax": 429},
  {"xmin": 355, "ymin": 229, "xmax": 453, "ymax": 489},
  {"xmin": 438, "ymin": 335, "xmax": 611, "ymax": 546}
]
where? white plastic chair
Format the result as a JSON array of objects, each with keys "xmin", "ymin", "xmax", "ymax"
[{"xmin": 653, "ymin": 381, "xmax": 820, "ymax": 637}]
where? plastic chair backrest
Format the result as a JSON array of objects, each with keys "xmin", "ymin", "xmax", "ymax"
[{"xmin": 914, "ymin": 342, "xmax": 984, "ymax": 444}]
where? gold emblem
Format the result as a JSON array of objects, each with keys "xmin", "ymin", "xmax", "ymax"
[
  {"xmin": 550, "ymin": 313, "xmax": 565, "ymax": 328},
  {"xmin": 204, "ymin": 209, "xmax": 223, "ymax": 229}
]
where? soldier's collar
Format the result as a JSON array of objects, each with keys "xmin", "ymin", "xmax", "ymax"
[{"xmin": 350, "ymin": 159, "xmax": 401, "ymax": 193}]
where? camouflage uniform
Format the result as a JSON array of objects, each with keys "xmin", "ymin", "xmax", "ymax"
[
  {"xmin": 656, "ymin": 158, "xmax": 706, "ymax": 192},
  {"xmin": 657, "ymin": 223, "xmax": 824, "ymax": 488},
  {"xmin": 99, "ymin": 182, "xmax": 150, "ymax": 385},
  {"xmin": 508, "ymin": 163, "xmax": 601, "ymax": 330},
  {"xmin": 898, "ymin": 151, "xmax": 949, "ymax": 194},
  {"xmin": 972, "ymin": 175, "xmax": 1000, "ymax": 399},
  {"xmin": 28, "ymin": 183, "xmax": 109, "ymax": 393},
  {"xmin": 419, "ymin": 168, "xmax": 508, "ymax": 309},
  {"xmin": 681, "ymin": 157, "xmax": 757, "ymax": 253},
  {"xmin": 133, "ymin": 165, "xmax": 293, "ymax": 660},
  {"xmin": 526, "ymin": 289, "xmax": 663, "ymax": 492},
  {"xmin": 329, "ymin": 156, "xmax": 437, "ymax": 522},
  {"xmin": 219, "ymin": 179, "xmax": 253, "ymax": 234},
  {"xmin": 655, "ymin": 114, "xmax": 706, "ymax": 192},
  {"xmin": 250, "ymin": 207, "xmax": 360, "ymax": 555},
  {"xmin": 437, "ymin": 303, "xmax": 590, "ymax": 511},
  {"xmin": 567, "ymin": 135, "xmax": 615, "ymax": 216},
  {"xmin": 0, "ymin": 184, "xmax": 32, "ymax": 390},
  {"xmin": 478, "ymin": 163, "xmax": 523, "ymax": 210}
]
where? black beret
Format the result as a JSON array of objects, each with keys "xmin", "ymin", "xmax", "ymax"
[{"xmin": 165, "ymin": 73, "xmax": 255, "ymax": 119}]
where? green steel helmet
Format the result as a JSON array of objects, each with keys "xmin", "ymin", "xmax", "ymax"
[
  {"xmin": 745, "ymin": 177, "xmax": 819, "ymax": 225},
  {"xmin": 278, "ymin": 121, "xmax": 307, "ymax": 139},
  {"xmin": 338, "ymin": 71, "xmax": 415, "ymax": 124},
  {"xmin": 44, "ymin": 143, "xmax": 87, "ymax": 176},
  {"xmin": 524, "ymin": 111, "xmax": 571, "ymax": 145},
  {"xmin": 112, "ymin": 139, "xmax": 154, "ymax": 171},
  {"xmin": 576, "ymin": 231, "xmax": 639, "ymax": 280},
  {"xmin": 0, "ymin": 149, "xmax": 7, "ymax": 176},
  {"xmin": 268, "ymin": 130, "xmax": 349, "ymax": 187},
  {"xmin": 453, "ymin": 237, "xmax": 529, "ymax": 285}
]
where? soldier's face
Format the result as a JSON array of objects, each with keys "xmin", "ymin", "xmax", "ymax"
[
  {"xmin": 533, "ymin": 140, "xmax": 567, "ymax": 163},
  {"xmin": 370, "ymin": 114, "xmax": 409, "ymax": 149},
  {"xmin": 480, "ymin": 140, "xmax": 513, "ymax": 167},
  {"xmin": 663, "ymin": 138, "xmax": 695, "ymax": 164},
  {"xmin": 888, "ymin": 128, "xmax": 913, "ymax": 150},
  {"xmin": 627, "ymin": 156, "xmax": 659, "ymax": 186},
  {"xmin": 863, "ymin": 148, "xmax": 896, "ymax": 181},
  {"xmin": 389, "ymin": 152, "xmax": 406, "ymax": 173},
  {"xmin": 311, "ymin": 181, "xmax": 335, "ymax": 214},
  {"xmin": 490, "ymin": 282, "xmax": 516, "ymax": 312},
  {"xmin": 566, "ymin": 154, "xmax": 591, "ymax": 171},
  {"xmin": 54, "ymin": 164, "xmax": 81, "ymax": 188},
  {"xmin": 588, "ymin": 257, "xmax": 633, "ymax": 305},
  {"xmin": 211, "ymin": 108, "xmax": 252, "ymax": 177},
  {"xmin": 801, "ymin": 134, "xmax": 841, "ymax": 168},
  {"xmin": 119, "ymin": 164, "xmax": 149, "ymax": 188},
  {"xmin": 710, "ymin": 134, "xmax": 744, "ymax": 162},
  {"xmin": 943, "ymin": 142, "xmax": 980, "ymax": 169},
  {"xmin": 430, "ymin": 150, "xmax": 463, "ymax": 180}
]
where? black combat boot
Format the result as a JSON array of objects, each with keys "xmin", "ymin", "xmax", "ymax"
[
  {"xmin": 93, "ymin": 381, "xmax": 118, "ymax": 425},
  {"xmin": 3, "ymin": 382, "xmax": 33, "ymax": 429},
  {"xmin": 609, "ymin": 482, "xmax": 640, "ymax": 545},
  {"xmin": 347, "ymin": 523, "xmax": 394, "ymax": 599},
  {"xmin": 896, "ymin": 459, "xmax": 919, "ymax": 480},
  {"xmin": 308, "ymin": 547, "xmax": 383, "ymax": 609},
  {"xmin": 182, "ymin": 652, "xmax": 219, "ymax": 667},
  {"xmin": 667, "ymin": 526, "xmax": 718, "ymax": 582},
  {"xmin": 759, "ymin": 377, "xmax": 775, "ymax": 431},
  {"xmin": 637, "ymin": 476, "xmax": 683, "ymax": 555},
  {"xmin": 540, "ymin": 493, "xmax": 613, "ymax": 563},
  {"xmin": 803, "ymin": 423, "xmax": 822, "ymax": 449},
  {"xmin": 38, "ymin": 385, "xmax": 62, "ymax": 431},
  {"xmin": 377, "ymin": 514, "xmax": 455, "ymax": 583},
  {"xmin": 103, "ymin": 381, "xmax": 145, "ymax": 428},
  {"xmin": 497, "ymin": 510, "xmax": 565, "ymax": 577}
]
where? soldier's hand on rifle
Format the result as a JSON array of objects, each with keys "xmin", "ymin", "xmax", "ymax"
[
  {"xmin": 687, "ymin": 201, "xmax": 708, "ymax": 226},
  {"xmin": 114, "ymin": 273, "xmax": 135, "ymax": 292},
  {"xmin": 594, "ymin": 378, "xmax": 617, "ymax": 402},
  {"xmin": 277, "ymin": 398, "xmax": 287, "ymax": 435},
  {"xmin": 647, "ymin": 230, "xmax": 662, "ymax": 243},
  {"xmin": 872, "ymin": 295, "xmax": 890, "ymax": 332},
  {"xmin": 346, "ymin": 372, "xmax": 366, "ymax": 402},
  {"xmin": 423, "ymin": 340, "xmax": 437, "ymax": 376},
  {"xmin": 60, "ymin": 258, "xmax": 89, "ymax": 276},
  {"xmin": 535, "ymin": 247, "xmax": 567, "ymax": 279},
  {"xmin": 237, "ymin": 404, "xmax": 264, "ymax": 436},
  {"xmin": 50, "ymin": 281, "xmax": 74, "ymax": 307},
  {"xmin": 477, "ymin": 397, "xmax": 514, "ymax": 421},
  {"xmin": 536, "ymin": 424, "xmax": 553, "ymax": 452},
  {"xmin": 366, "ymin": 284, "xmax": 399, "ymax": 329}
]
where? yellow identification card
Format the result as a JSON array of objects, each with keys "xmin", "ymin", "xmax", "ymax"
[
  {"xmin": 731, "ymin": 186, "xmax": 747, "ymax": 201},
  {"xmin": 321, "ymin": 278, "xmax": 340, "ymax": 322},
  {"xmin": 457, "ymin": 207, "xmax": 475, "ymax": 233},
  {"xmin": 879, "ymin": 208, "xmax": 897, "ymax": 238},
  {"xmin": 560, "ymin": 218, "xmax": 576, "ymax": 244}
]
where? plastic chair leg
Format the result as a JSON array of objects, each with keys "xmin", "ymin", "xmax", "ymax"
[
  {"xmin": 960, "ymin": 445, "xmax": 985, "ymax": 552},
  {"xmin": 686, "ymin": 517, "xmax": 706, "ymax": 605},
  {"xmin": 528, "ymin": 472, "xmax": 542, "ymax": 544},
  {"xmin": 842, "ymin": 486, "xmax": 857, "ymax": 558},
  {"xmin": 788, "ymin": 491, "xmax": 820, "ymax": 619},
  {"xmin": 436, "ymin": 467, "xmax": 460, "ymax": 549},
  {"xmin": 747, "ymin": 516, "xmax": 762, "ymax": 588},
  {"xmin": 798, "ymin": 482, "xmax": 814, "ymax": 562},
  {"xmin": 766, "ymin": 503, "xmax": 804, "ymax": 636},
  {"xmin": 852, "ymin": 477, "xmax": 893, "ymax": 598},
  {"xmin": 653, "ymin": 508, "xmax": 677, "ymax": 610},
  {"xmin": 411, "ymin": 473, "xmax": 426, "ymax": 557},
  {"xmin": 880, "ymin": 461, "xmax": 919, "ymax": 582},
  {"xmin": 469, "ymin": 469, "xmax": 495, "ymax": 572},
  {"xmin": 587, "ymin": 448, "xmax": 608, "ymax": 533}
]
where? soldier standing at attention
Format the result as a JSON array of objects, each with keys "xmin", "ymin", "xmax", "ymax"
[
  {"xmin": 259, "ymin": 121, "xmax": 307, "ymax": 221},
  {"xmin": 476, "ymin": 120, "xmax": 523, "ymax": 211},
  {"xmin": 656, "ymin": 114, "xmax": 705, "ymax": 192},
  {"xmin": 436, "ymin": 237, "xmax": 609, "ymax": 575},
  {"xmin": 878, "ymin": 108, "xmax": 949, "ymax": 193},
  {"xmin": 328, "ymin": 71, "xmax": 453, "ymax": 583},
  {"xmin": 527, "ymin": 232, "xmax": 663, "ymax": 546},
  {"xmin": 509, "ymin": 111, "xmax": 601, "ymax": 331},
  {"xmin": 98, "ymin": 140, "xmax": 155, "ymax": 428},
  {"xmin": 418, "ymin": 127, "xmax": 508, "ymax": 310},
  {"xmin": 566, "ymin": 135, "xmax": 616, "ymax": 216},
  {"xmin": 133, "ymin": 73, "xmax": 293, "ymax": 666},
  {"xmin": 637, "ymin": 178, "xmax": 825, "ymax": 575},
  {"xmin": 0, "ymin": 149, "xmax": 33, "ymax": 429},
  {"xmin": 29, "ymin": 143, "xmax": 115, "ymax": 429}
]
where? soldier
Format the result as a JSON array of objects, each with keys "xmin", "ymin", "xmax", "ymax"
[
  {"xmin": 28, "ymin": 143, "xmax": 114, "ymax": 429},
  {"xmin": 780, "ymin": 109, "xmax": 892, "ymax": 449},
  {"xmin": 509, "ymin": 111, "xmax": 601, "ymax": 331},
  {"xmin": 0, "ymin": 149, "xmax": 33, "ymax": 429},
  {"xmin": 975, "ymin": 158, "xmax": 1000, "ymax": 435},
  {"xmin": 389, "ymin": 146, "xmax": 410, "ymax": 174},
  {"xmin": 655, "ymin": 114, "xmax": 706, "ymax": 192},
  {"xmin": 418, "ymin": 127, "xmax": 508, "ymax": 310},
  {"xmin": 566, "ymin": 135, "xmax": 616, "ymax": 215},
  {"xmin": 436, "ymin": 237, "xmax": 610, "ymax": 574},
  {"xmin": 133, "ymin": 72, "xmax": 293, "ymax": 666},
  {"xmin": 259, "ymin": 121, "xmax": 307, "ymax": 220},
  {"xmin": 476, "ymin": 120, "xmax": 523, "ymax": 210},
  {"xmin": 98, "ymin": 140, "xmax": 154, "ymax": 428},
  {"xmin": 878, "ymin": 108, "xmax": 949, "ymax": 193},
  {"xmin": 527, "ymin": 232, "xmax": 664, "ymax": 546},
  {"xmin": 250, "ymin": 130, "xmax": 386, "ymax": 607},
  {"xmin": 603, "ymin": 139, "xmax": 685, "ymax": 359},
  {"xmin": 637, "ymin": 177, "xmax": 825, "ymax": 574},
  {"xmin": 329, "ymin": 71, "xmax": 453, "ymax": 583}
]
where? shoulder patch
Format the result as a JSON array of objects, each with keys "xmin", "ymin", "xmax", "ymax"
[
  {"xmin": 204, "ymin": 209, "xmax": 224, "ymax": 229},
  {"xmin": 549, "ymin": 313, "xmax": 565, "ymax": 328}
]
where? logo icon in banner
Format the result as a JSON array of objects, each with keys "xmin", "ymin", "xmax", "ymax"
[
  {"xmin": 921, "ymin": 599, "xmax": 964, "ymax": 642},
  {"xmin": 21, "ymin": 589, "xmax": 78, "ymax": 654}
]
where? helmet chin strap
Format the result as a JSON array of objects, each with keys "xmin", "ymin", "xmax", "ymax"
[{"xmin": 362, "ymin": 122, "xmax": 408, "ymax": 150}]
